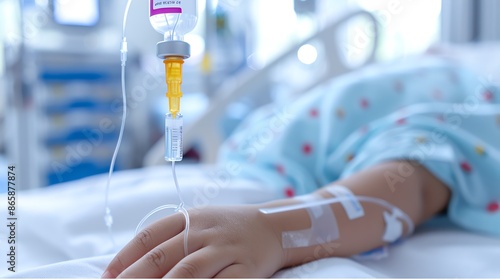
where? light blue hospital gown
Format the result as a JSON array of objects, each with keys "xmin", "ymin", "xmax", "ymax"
[{"xmin": 218, "ymin": 57, "xmax": 500, "ymax": 237}]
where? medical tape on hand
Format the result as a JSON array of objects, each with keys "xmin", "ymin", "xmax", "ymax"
[{"xmin": 281, "ymin": 193, "xmax": 339, "ymax": 249}]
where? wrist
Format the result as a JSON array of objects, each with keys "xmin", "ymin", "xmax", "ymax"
[{"xmin": 256, "ymin": 198, "xmax": 326, "ymax": 268}]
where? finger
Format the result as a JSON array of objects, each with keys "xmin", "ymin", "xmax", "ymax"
[
  {"xmin": 117, "ymin": 231, "xmax": 202, "ymax": 278},
  {"xmin": 103, "ymin": 212, "xmax": 185, "ymax": 278},
  {"xmin": 215, "ymin": 263, "xmax": 252, "ymax": 278},
  {"xmin": 165, "ymin": 247, "xmax": 234, "ymax": 278}
]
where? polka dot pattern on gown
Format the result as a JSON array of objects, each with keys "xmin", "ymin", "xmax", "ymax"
[{"xmin": 218, "ymin": 60, "xmax": 500, "ymax": 235}]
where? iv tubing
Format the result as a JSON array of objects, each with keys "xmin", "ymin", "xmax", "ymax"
[
  {"xmin": 103, "ymin": 0, "xmax": 132, "ymax": 250},
  {"xmin": 172, "ymin": 161, "xmax": 186, "ymax": 205},
  {"xmin": 260, "ymin": 195, "xmax": 415, "ymax": 234},
  {"xmin": 134, "ymin": 161, "xmax": 190, "ymax": 256},
  {"xmin": 103, "ymin": 0, "xmax": 133, "ymax": 251},
  {"xmin": 172, "ymin": 160, "xmax": 190, "ymax": 256}
]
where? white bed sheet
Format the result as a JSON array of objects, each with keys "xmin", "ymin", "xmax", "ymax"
[{"xmin": 1, "ymin": 164, "xmax": 499, "ymax": 278}]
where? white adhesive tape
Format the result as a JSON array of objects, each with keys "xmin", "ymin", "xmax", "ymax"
[
  {"xmin": 325, "ymin": 185, "xmax": 365, "ymax": 220},
  {"xmin": 382, "ymin": 210, "xmax": 404, "ymax": 243},
  {"xmin": 282, "ymin": 193, "xmax": 340, "ymax": 249}
]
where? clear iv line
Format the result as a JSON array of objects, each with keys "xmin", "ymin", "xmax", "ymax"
[
  {"xmin": 102, "ymin": 0, "xmax": 133, "ymax": 251},
  {"xmin": 172, "ymin": 160, "xmax": 190, "ymax": 256},
  {"xmin": 172, "ymin": 161, "xmax": 185, "ymax": 205},
  {"xmin": 134, "ymin": 161, "xmax": 190, "ymax": 256}
]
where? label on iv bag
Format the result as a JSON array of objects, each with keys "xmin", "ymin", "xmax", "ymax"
[{"xmin": 151, "ymin": 0, "xmax": 195, "ymax": 16}]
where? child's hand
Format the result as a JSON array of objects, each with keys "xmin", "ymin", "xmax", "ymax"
[{"xmin": 102, "ymin": 205, "xmax": 285, "ymax": 278}]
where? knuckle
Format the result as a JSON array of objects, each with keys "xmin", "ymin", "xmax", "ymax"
[
  {"xmin": 146, "ymin": 248, "xmax": 167, "ymax": 270},
  {"xmin": 174, "ymin": 262, "xmax": 200, "ymax": 278},
  {"xmin": 135, "ymin": 228, "xmax": 154, "ymax": 249},
  {"xmin": 107, "ymin": 254, "xmax": 127, "ymax": 275},
  {"xmin": 114, "ymin": 254, "xmax": 127, "ymax": 271}
]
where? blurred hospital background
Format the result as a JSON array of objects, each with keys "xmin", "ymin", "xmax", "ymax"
[{"xmin": 1, "ymin": 0, "xmax": 499, "ymax": 190}]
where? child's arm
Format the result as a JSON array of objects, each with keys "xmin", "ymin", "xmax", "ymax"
[
  {"xmin": 268, "ymin": 160, "xmax": 451, "ymax": 267},
  {"xmin": 102, "ymin": 160, "xmax": 450, "ymax": 278}
]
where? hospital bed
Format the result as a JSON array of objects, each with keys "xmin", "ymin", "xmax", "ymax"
[
  {"xmin": 2, "ymin": 10, "xmax": 500, "ymax": 279},
  {"xmin": 2, "ymin": 165, "xmax": 500, "ymax": 278}
]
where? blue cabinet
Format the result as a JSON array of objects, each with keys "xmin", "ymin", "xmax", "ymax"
[{"xmin": 32, "ymin": 52, "xmax": 132, "ymax": 186}]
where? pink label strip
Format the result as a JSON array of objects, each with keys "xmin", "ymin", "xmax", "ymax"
[{"xmin": 150, "ymin": 0, "xmax": 182, "ymax": 16}]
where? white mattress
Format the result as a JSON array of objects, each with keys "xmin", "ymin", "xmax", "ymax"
[{"xmin": 1, "ymin": 165, "xmax": 499, "ymax": 278}]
